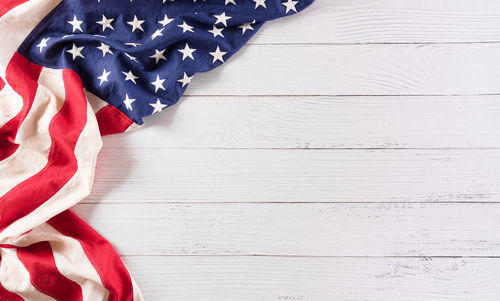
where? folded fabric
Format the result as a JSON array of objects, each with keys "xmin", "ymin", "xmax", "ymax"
[{"xmin": 0, "ymin": 0, "xmax": 314, "ymax": 299}]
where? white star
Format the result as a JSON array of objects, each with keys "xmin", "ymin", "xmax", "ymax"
[
  {"xmin": 178, "ymin": 43, "xmax": 196, "ymax": 61},
  {"xmin": 208, "ymin": 25, "xmax": 224, "ymax": 38},
  {"xmin": 209, "ymin": 46, "xmax": 227, "ymax": 63},
  {"xmin": 123, "ymin": 94, "xmax": 136, "ymax": 110},
  {"xmin": 151, "ymin": 27, "xmax": 164, "ymax": 40},
  {"xmin": 127, "ymin": 15, "xmax": 145, "ymax": 32},
  {"xmin": 178, "ymin": 21, "xmax": 194, "ymax": 33},
  {"xmin": 97, "ymin": 69, "xmax": 111, "ymax": 86},
  {"xmin": 238, "ymin": 20, "xmax": 255, "ymax": 34},
  {"xmin": 125, "ymin": 42, "xmax": 141, "ymax": 47},
  {"xmin": 67, "ymin": 15, "xmax": 83, "ymax": 33},
  {"xmin": 96, "ymin": 42, "xmax": 113, "ymax": 57},
  {"xmin": 177, "ymin": 72, "xmax": 193, "ymax": 87},
  {"xmin": 66, "ymin": 43, "xmax": 84, "ymax": 61},
  {"xmin": 213, "ymin": 12, "xmax": 232, "ymax": 27},
  {"xmin": 122, "ymin": 70, "xmax": 139, "ymax": 84},
  {"xmin": 225, "ymin": 0, "xmax": 236, "ymax": 4},
  {"xmin": 36, "ymin": 37, "xmax": 50, "ymax": 53},
  {"xmin": 124, "ymin": 53, "xmax": 138, "ymax": 63},
  {"xmin": 97, "ymin": 15, "xmax": 114, "ymax": 31},
  {"xmin": 158, "ymin": 14, "xmax": 173, "ymax": 27},
  {"xmin": 151, "ymin": 75, "xmax": 166, "ymax": 92},
  {"xmin": 282, "ymin": 0, "xmax": 298, "ymax": 14},
  {"xmin": 149, "ymin": 98, "xmax": 168, "ymax": 114},
  {"xmin": 254, "ymin": 0, "xmax": 266, "ymax": 9},
  {"xmin": 150, "ymin": 49, "xmax": 167, "ymax": 64}
]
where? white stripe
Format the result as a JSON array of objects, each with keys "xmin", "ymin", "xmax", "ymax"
[
  {"xmin": 85, "ymin": 90, "xmax": 142, "ymax": 133},
  {"xmin": 48, "ymin": 224, "xmax": 110, "ymax": 301},
  {"xmin": 0, "ymin": 99, "xmax": 102, "ymax": 241},
  {"xmin": 0, "ymin": 0, "xmax": 62, "ymax": 78},
  {"xmin": 131, "ymin": 273, "xmax": 144, "ymax": 301},
  {"xmin": 125, "ymin": 122, "xmax": 141, "ymax": 133},
  {"xmin": 0, "ymin": 81, "xmax": 23, "ymax": 128},
  {"xmin": 7, "ymin": 223, "xmax": 110, "ymax": 301},
  {"xmin": 85, "ymin": 90, "xmax": 108, "ymax": 114},
  {"xmin": 0, "ymin": 68, "xmax": 65, "ymax": 197},
  {"xmin": 0, "ymin": 248, "xmax": 55, "ymax": 301}
]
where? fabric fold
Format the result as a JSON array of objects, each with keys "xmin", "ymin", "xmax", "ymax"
[{"xmin": 0, "ymin": 0, "xmax": 314, "ymax": 299}]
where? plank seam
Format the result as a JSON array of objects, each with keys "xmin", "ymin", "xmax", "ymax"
[
  {"xmin": 121, "ymin": 255, "xmax": 500, "ymax": 258},
  {"xmin": 184, "ymin": 93, "xmax": 500, "ymax": 97},
  {"xmin": 96, "ymin": 147, "xmax": 500, "ymax": 151},
  {"xmin": 78, "ymin": 201, "xmax": 500, "ymax": 205},
  {"xmin": 247, "ymin": 41, "xmax": 500, "ymax": 46}
]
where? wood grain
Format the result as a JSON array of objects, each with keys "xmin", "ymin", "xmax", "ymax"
[
  {"xmin": 187, "ymin": 44, "xmax": 500, "ymax": 96},
  {"xmin": 103, "ymin": 95, "xmax": 500, "ymax": 149},
  {"xmin": 123, "ymin": 256, "xmax": 500, "ymax": 301},
  {"xmin": 86, "ymin": 148, "xmax": 500, "ymax": 203},
  {"xmin": 82, "ymin": 1, "xmax": 500, "ymax": 299},
  {"xmin": 74, "ymin": 203, "xmax": 500, "ymax": 257},
  {"xmin": 252, "ymin": 0, "xmax": 500, "ymax": 44}
]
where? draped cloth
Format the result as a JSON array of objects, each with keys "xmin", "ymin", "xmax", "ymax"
[{"xmin": 0, "ymin": 0, "xmax": 314, "ymax": 299}]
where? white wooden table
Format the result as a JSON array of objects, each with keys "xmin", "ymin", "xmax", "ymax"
[{"xmin": 74, "ymin": 0, "xmax": 500, "ymax": 299}]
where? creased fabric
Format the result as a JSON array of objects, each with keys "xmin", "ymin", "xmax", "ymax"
[{"xmin": 0, "ymin": 0, "xmax": 314, "ymax": 299}]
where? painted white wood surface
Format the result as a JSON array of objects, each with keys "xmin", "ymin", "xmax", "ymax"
[
  {"xmin": 104, "ymin": 95, "xmax": 500, "ymax": 149},
  {"xmin": 88, "ymin": 148, "xmax": 500, "ymax": 203},
  {"xmin": 188, "ymin": 44, "xmax": 500, "ymax": 96},
  {"xmin": 73, "ymin": 203, "xmax": 500, "ymax": 257},
  {"xmin": 81, "ymin": 0, "xmax": 500, "ymax": 299},
  {"xmin": 123, "ymin": 257, "xmax": 500, "ymax": 301},
  {"xmin": 251, "ymin": 0, "xmax": 500, "ymax": 44}
]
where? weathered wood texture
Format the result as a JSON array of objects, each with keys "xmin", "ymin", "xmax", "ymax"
[
  {"xmin": 87, "ymin": 148, "xmax": 500, "ymax": 203},
  {"xmin": 187, "ymin": 44, "xmax": 500, "ymax": 96},
  {"xmin": 104, "ymin": 95, "xmax": 500, "ymax": 149},
  {"xmin": 74, "ymin": 203, "xmax": 500, "ymax": 257},
  {"xmin": 124, "ymin": 256, "xmax": 500, "ymax": 301},
  {"xmin": 83, "ymin": 0, "xmax": 500, "ymax": 299},
  {"xmin": 251, "ymin": 0, "xmax": 500, "ymax": 44}
]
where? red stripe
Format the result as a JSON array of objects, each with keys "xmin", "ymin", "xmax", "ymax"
[
  {"xmin": 0, "ymin": 68, "xmax": 87, "ymax": 231},
  {"xmin": 95, "ymin": 105, "xmax": 134, "ymax": 136},
  {"xmin": 0, "ymin": 53, "xmax": 42, "ymax": 160},
  {"xmin": 0, "ymin": 77, "xmax": 5, "ymax": 91},
  {"xmin": 48, "ymin": 210, "xmax": 134, "ymax": 301},
  {"xmin": 16, "ymin": 241, "xmax": 83, "ymax": 300},
  {"xmin": 0, "ymin": 257, "xmax": 24, "ymax": 301},
  {"xmin": 0, "ymin": 284, "xmax": 22, "ymax": 301},
  {"xmin": 0, "ymin": 0, "xmax": 29, "ymax": 18}
]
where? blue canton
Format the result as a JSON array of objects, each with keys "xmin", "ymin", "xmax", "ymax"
[{"xmin": 18, "ymin": 0, "xmax": 314, "ymax": 124}]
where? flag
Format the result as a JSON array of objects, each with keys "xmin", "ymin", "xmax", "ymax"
[{"xmin": 0, "ymin": 0, "xmax": 314, "ymax": 299}]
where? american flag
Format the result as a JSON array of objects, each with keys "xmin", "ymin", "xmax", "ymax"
[{"xmin": 0, "ymin": 0, "xmax": 313, "ymax": 299}]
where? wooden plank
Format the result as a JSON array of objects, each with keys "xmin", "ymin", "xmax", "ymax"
[
  {"xmin": 252, "ymin": 0, "xmax": 500, "ymax": 44},
  {"xmin": 86, "ymin": 148, "xmax": 500, "ymax": 203},
  {"xmin": 187, "ymin": 44, "xmax": 500, "ymax": 96},
  {"xmin": 123, "ymin": 256, "xmax": 500, "ymax": 301},
  {"xmin": 104, "ymin": 95, "xmax": 500, "ymax": 149},
  {"xmin": 74, "ymin": 203, "xmax": 500, "ymax": 257}
]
